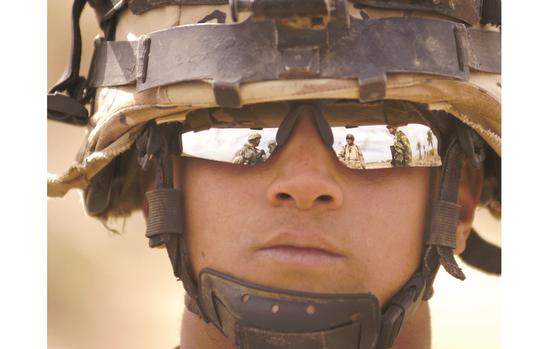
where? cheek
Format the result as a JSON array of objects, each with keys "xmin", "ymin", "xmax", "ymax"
[
  {"xmin": 181, "ymin": 159, "xmax": 265, "ymax": 275},
  {"xmin": 341, "ymin": 169, "xmax": 429, "ymax": 304}
]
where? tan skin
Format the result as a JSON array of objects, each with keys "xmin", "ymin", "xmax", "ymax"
[
  {"xmin": 249, "ymin": 137, "xmax": 261, "ymax": 147},
  {"xmin": 159, "ymin": 109, "xmax": 482, "ymax": 349}
]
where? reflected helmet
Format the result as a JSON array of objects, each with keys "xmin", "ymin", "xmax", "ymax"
[{"xmin": 248, "ymin": 131, "xmax": 262, "ymax": 141}]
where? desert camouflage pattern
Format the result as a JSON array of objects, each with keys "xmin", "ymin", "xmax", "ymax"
[
  {"xmin": 47, "ymin": 2, "xmax": 501, "ymax": 219},
  {"xmin": 391, "ymin": 130, "xmax": 413, "ymax": 167},
  {"xmin": 232, "ymin": 143, "xmax": 266, "ymax": 166},
  {"xmin": 338, "ymin": 144, "xmax": 366, "ymax": 169}
]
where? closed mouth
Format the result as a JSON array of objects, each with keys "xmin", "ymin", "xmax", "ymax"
[{"xmin": 256, "ymin": 240, "xmax": 346, "ymax": 266}]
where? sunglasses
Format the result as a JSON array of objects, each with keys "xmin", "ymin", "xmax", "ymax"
[{"xmin": 180, "ymin": 101, "xmax": 442, "ymax": 169}]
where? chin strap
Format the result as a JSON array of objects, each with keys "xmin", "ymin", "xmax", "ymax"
[
  {"xmin": 423, "ymin": 136, "xmax": 466, "ymax": 282},
  {"xmin": 195, "ymin": 268, "xmax": 425, "ymax": 349},
  {"xmin": 138, "ymin": 121, "xmax": 203, "ymax": 316},
  {"xmin": 422, "ymin": 117, "xmax": 487, "ymax": 299}
]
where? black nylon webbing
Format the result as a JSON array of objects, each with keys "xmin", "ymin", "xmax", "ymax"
[
  {"xmin": 146, "ymin": 189, "xmax": 184, "ymax": 239},
  {"xmin": 138, "ymin": 122, "xmax": 203, "ymax": 314},
  {"xmin": 87, "ymin": 17, "xmax": 500, "ymax": 107},
  {"xmin": 437, "ymin": 140, "xmax": 463, "ymax": 204},
  {"xmin": 427, "ymin": 200, "xmax": 461, "ymax": 248},
  {"xmin": 424, "ymin": 136, "xmax": 466, "ymax": 281}
]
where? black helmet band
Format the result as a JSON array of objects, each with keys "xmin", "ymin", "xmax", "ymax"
[{"xmin": 87, "ymin": 16, "xmax": 500, "ymax": 109}]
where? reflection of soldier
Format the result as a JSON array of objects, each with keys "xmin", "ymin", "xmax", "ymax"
[
  {"xmin": 338, "ymin": 134, "xmax": 365, "ymax": 169},
  {"xmin": 427, "ymin": 130, "xmax": 434, "ymax": 156},
  {"xmin": 387, "ymin": 126, "xmax": 412, "ymax": 167},
  {"xmin": 232, "ymin": 132, "xmax": 265, "ymax": 166},
  {"xmin": 267, "ymin": 140, "xmax": 277, "ymax": 158}
]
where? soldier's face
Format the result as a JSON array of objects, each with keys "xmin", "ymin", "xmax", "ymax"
[
  {"xmin": 346, "ymin": 138, "xmax": 353, "ymax": 145},
  {"xmin": 177, "ymin": 111, "xmax": 430, "ymax": 306}
]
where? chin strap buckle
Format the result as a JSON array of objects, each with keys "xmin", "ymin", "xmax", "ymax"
[{"xmin": 377, "ymin": 273, "xmax": 426, "ymax": 349}]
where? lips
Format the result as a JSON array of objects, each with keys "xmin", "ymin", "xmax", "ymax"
[{"xmin": 255, "ymin": 232, "xmax": 346, "ymax": 266}]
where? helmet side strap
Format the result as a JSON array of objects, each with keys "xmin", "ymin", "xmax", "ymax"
[
  {"xmin": 138, "ymin": 121, "xmax": 206, "ymax": 319},
  {"xmin": 422, "ymin": 121, "xmax": 469, "ymax": 300}
]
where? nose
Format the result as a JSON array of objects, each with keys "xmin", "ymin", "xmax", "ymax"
[{"xmin": 266, "ymin": 112, "xmax": 344, "ymax": 210}]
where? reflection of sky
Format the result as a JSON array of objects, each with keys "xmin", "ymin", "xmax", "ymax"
[
  {"xmin": 182, "ymin": 129, "xmax": 278, "ymax": 161},
  {"xmin": 333, "ymin": 124, "xmax": 438, "ymax": 162},
  {"xmin": 182, "ymin": 124, "xmax": 438, "ymax": 162}
]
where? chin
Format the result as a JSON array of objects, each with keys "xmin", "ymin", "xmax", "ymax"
[{"xmin": 235, "ymin": 266, "xmax": 367, "ymax": 294}]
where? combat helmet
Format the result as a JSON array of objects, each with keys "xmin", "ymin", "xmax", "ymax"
[
  {"xmin": 48, "ymin": 1, "xmax": 501, "ymax": 348},
  {"xmin": 248, "ymin": 131, "xmax": 262, "ymax": 141}
]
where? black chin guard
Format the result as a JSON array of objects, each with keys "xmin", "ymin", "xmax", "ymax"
[
  {"xmin": 197, "ymin": 268, "xmax": 426, "ymax": 349},
  {"xmin": 199, "ymin": 268, "xmax": 379, "ymax": 349}
]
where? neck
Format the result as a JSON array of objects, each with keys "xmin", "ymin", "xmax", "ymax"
[
  {"xmin": 392, "ymin": 301, "xmax": 432, "ymax": 349},
  {"xmin": 180, "ymin": 300, "xmax": 431, "ymax": 349},
  {"xmin": 180, "ymin": 309, "xmax": 236, "ymax": 349}
]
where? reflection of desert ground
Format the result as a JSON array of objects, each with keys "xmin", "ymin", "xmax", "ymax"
[
  {"xmin": 365, "ymin": 161, "xmax": 393, "ymax": 169},
  {"xmin": 365, "ymin": 153, "xmax": 442, "ymax": 169},
  {"xmin": 411, "ymin": 152, "xmax": 442, "ymax": 167}
]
